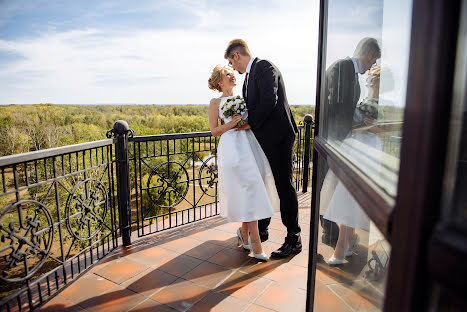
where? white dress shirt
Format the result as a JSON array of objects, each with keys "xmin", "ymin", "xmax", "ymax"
[
  {"xmin": 350, "ymin": 57, "xmax": 360, "ymax": 74},
  {"xmin": 244, "ymin": 57, "xmax": 255, "ymax": 96}
]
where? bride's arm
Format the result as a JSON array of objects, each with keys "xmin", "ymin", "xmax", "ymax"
[{"xmin": 209, "ymin": 99, "xmax": 242, "ymax": 137}]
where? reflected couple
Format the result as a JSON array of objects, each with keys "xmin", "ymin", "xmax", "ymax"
[{"xmin": 321, "ymin": 37, "xmax": 382, "ymax": 265}]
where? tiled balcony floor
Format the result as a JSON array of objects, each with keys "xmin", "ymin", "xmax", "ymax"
[{"xmin": 39, "ymin": 192, "xmax": 383, "ymax": 312}]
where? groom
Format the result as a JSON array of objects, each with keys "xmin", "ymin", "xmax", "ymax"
[{"xmin": 225, "ymin": 39, "xmax": 301, "ymax": 258}]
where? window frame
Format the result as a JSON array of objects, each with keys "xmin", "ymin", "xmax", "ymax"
[{"xmin": 306, "ymin": 0, "xmax": 463, "ymax": 311}]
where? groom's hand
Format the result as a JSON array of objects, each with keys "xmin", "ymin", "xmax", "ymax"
[{"xmin": 235, "ymin": 122, "xmax": 251, "ymax": 131}]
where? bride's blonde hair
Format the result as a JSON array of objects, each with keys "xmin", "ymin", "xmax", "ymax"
[{"xmin": 208, "ymin": 65, "xmax": 230, "ymax": 92}]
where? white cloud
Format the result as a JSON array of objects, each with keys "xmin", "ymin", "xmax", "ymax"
[{"xmin": 0, "ymin": 1, "xmax": 320, "ymax": 105}]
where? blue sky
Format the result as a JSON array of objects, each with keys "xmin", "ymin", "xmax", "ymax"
[{"xmin": 0, "ymin": 0, "xmax": 320, "ymax": 104}]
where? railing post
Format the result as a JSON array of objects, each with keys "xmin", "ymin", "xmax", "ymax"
[
  {"xmin": 302, "ymin": 114, "xmax": 314, "ymax": 193},
  {"xmin": 107, "ymin": 120, "xmax": 134, "ymax": 246}
]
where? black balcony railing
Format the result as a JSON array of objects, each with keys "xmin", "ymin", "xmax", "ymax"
[
  {"xmin": 0, "ymin": 115, "xmax": 314, "ymax": 311},
  {"xmin": 0, "ymin": 140, "xmax": 119, "ymax": 312}
]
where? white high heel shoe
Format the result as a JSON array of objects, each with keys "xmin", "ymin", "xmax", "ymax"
[
  {"xmin": 237, "ymin": 228, "xmax": 251, "ymax": 251},
  {"xmin": 345, "ymin": 235, "xmax": 360, "ymax": 257},
  {"xmin": 328, "ymin": 255, "xmax": 345, "ymax": 265},
  {"xmin": 249, "ymin": 237, "xmax": 269, "ymax": 261}
]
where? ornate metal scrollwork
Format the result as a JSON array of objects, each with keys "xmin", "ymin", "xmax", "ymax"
[
  {"xmin": 0, "ymin": 200, "xmax": 54, "ymax": 282},
  {"xmin": 198, "ymin": 156, "xmax": 218, "ymax": 197},
  {"xmin": 364, "ymin": 250, "xmax": 388, "ymax": 281},
  {"xmin": 147, "ymin": 161, "xmax": 189, "ymax": 208},
  {"xmin": 106, "ymin": 120, "xmax": 135, "ymax": 138},
  {"xmin": 66, "ymin": 178, "xmax": 108, "ymax": 241}
]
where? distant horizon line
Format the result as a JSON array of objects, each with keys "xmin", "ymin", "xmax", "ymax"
[{"xmin": 0, "ymin": 103, "xmax": 316, "ymax": 106}]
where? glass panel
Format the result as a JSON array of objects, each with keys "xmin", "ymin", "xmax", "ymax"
[
  {"xmin": 441, "ymin": 0, "xmax": 467, "ymax": 223},
  {"xmin": 314, "ymin": 156, "xmax": 390, "ymax": 311},
  {"xmin": 318, "ymin": 0, "xmax": 413, "ymax": 197}
]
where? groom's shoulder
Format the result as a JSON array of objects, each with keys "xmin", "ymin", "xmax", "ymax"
[
  {"xmin": 256, "ymin": 58, "xmax": 274, "ymax": 67},
  {"xmin": 328, "ymin": 57, "xmax": 352, "ymax": 70},
  {"xmin": 326, "ymin": 58, "xmax": 353, "ymax": 76},
  {"xmin": 255, "ymin": 59, "xmax": 280, "ymax": 73}
]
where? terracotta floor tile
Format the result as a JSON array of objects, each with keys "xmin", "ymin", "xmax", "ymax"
[
  {"xmin": 156, "ymin": 254, "xmax": 203, "ymax": 277},
  {"xmin": 121, "ymin": 268, "xmax": 179, "ymax": 297},
  {"xmin": 33, "ymin": 194, "xmax": 374, "ymax": 312},
  {"xmin": 328, "ymin": 282, "xmax": 382, "ymax": 311},
  {"xmin": 301, "ymin": 236, "xmax": 310, "ymax": 250},
  {"xmin": 240, "ymin": 257, "xmax": 288, "ymax": 279},
  {"xmin": 271, "ymin": 211, "xmax": 282, "ymax": 220},
  {"xmin": 207, "ymin": 247, "xmax": 251, "ymax": 269},
  {"xmin": 301, "ymin": 225, "xmax": 311, "ymax": 236},
  {"xmin": 298, "ymin": 214, "xmax": 311, "ymax": 225},
  {"xmin": 78, "ymin": 284, "xmax": 145, "ymax": 312},
  {"xmin": 254, "ymin": 282, "xmax": 307, "ymax": 312},
  {"xmin": 245, "ymin": 304, "xmax": 276, "ymax": 312},
  {"xmin": 151, "ymin": 278, "xmax": 210, "ymax": 311},
  {"xmin": 216, "ymin": 271, "xmax": 272, "ymax": 302},
  {"xmin": 315, "ymin": 264, "xmax": 355, "ymax": 286},
  {"xmin": 38, "ymin": 295, "xmax": 85, "ymax": 312},
  {"xmin": 128, "ymin": 298, "xmax": 177, "ymax": 312},
  {"xmin": 313, "ymin": 286, "xmax": 353, "ymax": 312},
  {"xmin": 158, "ymin": 237, "xmax": 203, "ymax": 254},
  {"xmin": 188, "ymin": 228, "xmax": 219, "ymax": 242},
  {"xmin": 125, "ymin": 245, "xmax": 179, "ymax": 267},
  {"xmin": 60, "ymin": 273, "xmax": 116, "ymax": 303},
  {"xmin": 268, "ymin": 219, "xmax": 286, "ymax": 231},
  {"xmin": 209, "ymin": 229, "xmax": 239, "ymax": 245},
  {"xmin": 182, "ymin": 261, "xmax": 233, "ymax": 289},
  {"xmin": 265, "ymin": 263, "xmax": 308, "ymax": 290},
  {"xmin": 189, "ymin": 228, "xmax": 238, "ymax": 247},
  {"xmin": 94, "ymin": 257, "xmax": 149, "ymax": 284},
  {"xmin": 212, "ymin": 221, "xmax": 241, "ymax": 233},
  {"xmin": 288, "ymin": 250, "xmax": 310, "ymax": 268},
  {"xmin": 260, "ymin": 241, "xmax": 283, "ymax": 255},
  {"xmin": 190, "ymin": 291, "xmax": 250, "ymax": 312},
  {"xmin": 184, "ymin": 241, "xmax": 226, "ymax": 260},
  {"xmin": 267, "ymin": 228, "xmax": 288, "ymax": 244},
  {"xmin": 86, "ymin": 246, "xmax": 137, "ymax": 275}
]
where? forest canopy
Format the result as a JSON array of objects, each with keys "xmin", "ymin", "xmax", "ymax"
[{"xmin": 0, "ymin": 104, "xmax": 314, "ymax": 156}]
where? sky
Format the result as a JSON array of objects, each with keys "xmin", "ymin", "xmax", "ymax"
[
  {"xmin": 324, "ymin": 0, "xmax": 412, "ymax": 108},
  {"xmin": 0, "ymin": 0, "xmax": 320, "ymax": 105}
]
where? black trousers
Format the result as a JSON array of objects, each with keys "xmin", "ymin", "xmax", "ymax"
[{"xmin": 255, "ymin": 132, "xmax": 301, "ymax": 243}]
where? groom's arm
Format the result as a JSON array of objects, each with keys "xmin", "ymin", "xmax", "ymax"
[{"xmin": 249, "ymin": 60, "xmax": 279, "ymax": 130}]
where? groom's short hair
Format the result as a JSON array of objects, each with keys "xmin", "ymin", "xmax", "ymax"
[
  {"xmin": 224, "ymin": 39, "xmax": 251, "ymax": 59},
  {"xmin": 353, "ymin": 37, "xmax": 381, "ymax": 59}
]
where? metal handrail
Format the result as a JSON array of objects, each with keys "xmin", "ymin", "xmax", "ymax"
[{"xmin": 0, "ymin": 139, "xmax": 114, "ymax": 167}]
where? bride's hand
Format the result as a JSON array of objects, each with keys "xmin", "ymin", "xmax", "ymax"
[
  {"xmin": 229, "ymin": 114, "xmax": 243, "ymax": 127},
  {"xmin": 235, "ymin": 119, "xmax": 251, "ymax": 131}
]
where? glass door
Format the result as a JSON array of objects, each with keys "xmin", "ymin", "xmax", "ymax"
[
  {"xmin": 308, "ymin": 0, "xmax": 465, "ymax": 311},
  {"xmin": 308, "ymin": 0, "xmax": 413, "ymax": 310}
]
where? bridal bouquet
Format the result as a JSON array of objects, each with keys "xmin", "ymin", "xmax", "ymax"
[{"xmin": 221, "ymin": 96, "xmax": 247, "ymax": 126}]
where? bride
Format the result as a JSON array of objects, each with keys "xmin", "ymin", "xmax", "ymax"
[{"xmin": 208, "ymin": 65, "xmax": 279, "ymax": 261}]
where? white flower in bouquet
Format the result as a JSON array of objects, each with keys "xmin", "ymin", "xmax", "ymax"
[{"xmin": 221, "ymin": 96, "xmax": 247, "ymax": 126}]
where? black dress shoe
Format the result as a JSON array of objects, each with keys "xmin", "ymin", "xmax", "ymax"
[
  {"xmin": 259, "ymin": 231, "xmax": 269, "ymax": 242},
  {"xmin": 270, "ymin": 238, "xmax": 302, "ymax": 258}
]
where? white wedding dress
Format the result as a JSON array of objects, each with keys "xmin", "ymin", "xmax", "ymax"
[{"xmin": 217, "ymin": 96, "xmax": 280, "ymax": 222}]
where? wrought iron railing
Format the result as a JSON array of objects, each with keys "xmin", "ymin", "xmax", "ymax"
[
  {"xmin": 294, "ymin": 115, "xmax": 314, "ymax": 193},
  {"xmin": 0, "ymin": 140, "xmax": 119, "ymax": 311},
  {"xmin": 0, "ymin": 115, "xmax": 314, "ymax": 311},
  {"xmin": 128, "ymin": 131, "xmax": 219, "ymax": 238}
]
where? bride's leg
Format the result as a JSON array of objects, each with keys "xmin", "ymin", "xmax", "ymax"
[
  {"xmin": 247, "ymin": 221, "xmax": 263, "ymax": 254},
  {"xmin": 241, "ymin": 222, "xmax": 249, "ymax": 242},
  {"xmin": 333, "ymin": 224, "xmax": 352, "ymax": 259}
]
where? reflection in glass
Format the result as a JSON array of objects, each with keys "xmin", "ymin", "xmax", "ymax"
[
  {"xmin": 319, "ymin": 0, "xmax": 413, "ymax": 197},
  {"xmin": 316, "ymin": 165, "xmax": 390, "ymax": 311},
  {"xmin": 441, "ymin": 1, "xmax": 467, "ymax": 222}
]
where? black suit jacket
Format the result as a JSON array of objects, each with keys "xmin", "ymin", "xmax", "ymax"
[
  {"xmin": 243, "ymin": 58, "xmax": 298, "ymax": 142},
  {"xmin": 323, "ymin": 57, "xmax": 361, "ymax": 141}
]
